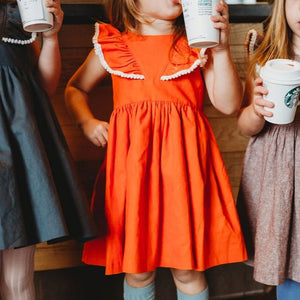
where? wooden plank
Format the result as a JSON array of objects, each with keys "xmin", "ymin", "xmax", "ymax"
[
  {"xmin": 59, "ymin": 3, "xmax": 271, "ymax": 25},
  {"xmin": 60, "ymin": 125, "xmax": 106, "ymax": 161},
  {"xmin": 59, "ymin": 25, "xmax": 95, "ymax": 48},
  {"xmin": 35, "ymin": 241, "xmax": 84, "ymax": 271},
  {"xmin": 51, "ymin": 86, "xmax": 113, "ymax": 126},
  {"xmin": 221, "ymin": 151, "xmax": 245, "ymax": 187},
  {"xmin": 232, "ymin": 186, "xmax": 240, "ymax": 203},
  {"xmin": 230, "ymin": 23, "xmax": 263, "ymax": 45},
  {"xmin": 61, "ymin": 4, "xmax": 109, "ymax": 24},
  {"xmin": 228, "ymin": 3, "xmax": 271, "ymax": 23},
  {"xmin": 208, "ymin": 117, "xmax": 249, "ymax": 153}
]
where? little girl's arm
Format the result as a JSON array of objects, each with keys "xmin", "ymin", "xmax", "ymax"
[
  {"xmin": 202, "ymin": 0, "xmax": 242, "ymax": 115},
  {"xmin": 203, "ymin": 49, "xmax": 243, "ymax": 115},
  {"xmin": 237, "ymin": 76, "xmax": 274, "ymax": 136},
  {"xmin": 65, "ymin": 50, "xmax": 109, "ymax": 148},
  {"xmin": 36, "ymin": 0, "xmax": 64, "ymax": 96}
]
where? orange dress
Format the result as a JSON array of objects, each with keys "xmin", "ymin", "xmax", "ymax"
[{"xmin": 82, "ymin": 23, "xmax": 247, "ymax": 275}]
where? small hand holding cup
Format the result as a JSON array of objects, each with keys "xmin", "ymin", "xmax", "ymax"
[
  {"xmin": 181, "ymin": 0, "xmax": 220, "ymax": 48},
  {"xmin": 252, "ymin": 77, "xmax": 274, "ymax": 119},
  {"xmin": 42, "ymin": 0, "xmax": 64, "ymax": 38},
  {"xmin": 259, "ymin": 59, "xmax": 300, "ymax": 124},
  {"xmin": 210, "ymin": 0, "xmax": 230, "ymax": 51}
]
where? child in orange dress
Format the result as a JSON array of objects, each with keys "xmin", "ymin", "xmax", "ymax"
[{"xmin": 65, "ymin": 0, "xmax": 247, "ymax": 299}]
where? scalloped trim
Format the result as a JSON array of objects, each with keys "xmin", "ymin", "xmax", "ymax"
[
  {"xmin": 2, "ymin": 32, "xmax": 37, "ymax": 45},
  {"xmin": 93, "ymin": 23, "xmax": 144, "ymax": 80},
  {"xmin": 160, "ymin": 49, "xmax": 207, "ymax": 81}
]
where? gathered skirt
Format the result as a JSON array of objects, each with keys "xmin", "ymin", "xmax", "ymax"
[
  {"xmin": 237, "ymin": 110, "xmax": 300, "ymax": 285},
  {"xmin": 0, "ymin": 48, "xmax": 97, "ymax": 249},
  {"xmin": 83, "ymin": 101, "xmax": 247, "ymax": 274}
]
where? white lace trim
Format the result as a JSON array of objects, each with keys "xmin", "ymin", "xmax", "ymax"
[
  {"xmin": 1, "ymin": 32, "xmax": 37, "ymax": 45},
  {"xmin": 93, "ymin": 23, "xmax": 208, "ymax": 81},
  {"xmin": 160, "ymin": 48, "xmax": 207, "ymax": 81},
  {"xmin": 93, "ymin": 23, "xmax": 144, "ymax": 80}
]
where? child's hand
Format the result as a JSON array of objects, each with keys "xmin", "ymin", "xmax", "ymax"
[
  {"xmin": 252, "ymin": 77, "xmax": 274, "ymax": 118},
  {"xmin": 211, "ymin": 0, "xmax": 230, "ymax": 51},
  {"xmin": 42, "ymin": 0, "xmax": 64, "ymax": 39},
  {"xmin": 81, "ymin": 119, "xmax": 109, "ymax": 148}
]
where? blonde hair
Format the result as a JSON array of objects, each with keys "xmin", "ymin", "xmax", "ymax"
[
  {"xmin": 109, "ymin": 0, "xmax": 185, "ymax": 45},
  {"xmin": 248, "ymin": 0, "xmax": 294, "ymax": 79}
]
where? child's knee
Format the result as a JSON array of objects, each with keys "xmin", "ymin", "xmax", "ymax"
[
  {"xmin": 125, "ymin": 271, "xmax": 156, "ymax": 287},
  {"xmin": 171, "ymin": 269, "xmax": 205, "ymax": 284}
]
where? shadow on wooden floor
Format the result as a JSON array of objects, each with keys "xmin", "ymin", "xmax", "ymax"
[{"xmin": 35, "ymin": 263, "xmax": 276, "ymax": 300}]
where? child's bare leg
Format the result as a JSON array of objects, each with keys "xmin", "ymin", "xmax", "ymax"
[
  {"xmin": 0, "ymin": 246, "xmax": 35, "ymax": 300},
  {"xmin": 171, "ymin": 269, "xmax": 208, "ymax": 299},
  {"xmin": 124, "ymin": 271, "xmax": 155, "ymax": 299}
]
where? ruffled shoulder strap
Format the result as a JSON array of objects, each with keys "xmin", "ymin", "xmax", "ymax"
[
  {"xmin": 93, "ymin": 23, "xmax": 144, "ymax": 79},
  {"xmin": 160, "ymin": 38, "xmax": 207, "ymax": 81}
]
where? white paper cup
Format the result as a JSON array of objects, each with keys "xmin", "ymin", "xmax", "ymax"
[
  {"xmin": 181, "ymin": 0, "xmax": 220, "ymax": 48},
  {"xmin": 260, "ymin": 59, "xmax": 300, "ymax": 124},
  {"xmin": 17, "ymin": 0, "xmax": 53, "ymax": 33}
]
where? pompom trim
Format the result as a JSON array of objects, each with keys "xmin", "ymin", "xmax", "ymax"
[
  {"xmin": 93, "ymin": 23, "xmax": 208, "ymax": 81},
  {"xmin": 93, "ymin": 23, "xmax": 144, "ymax": 80},
  {"xmin": 2, "ymin": 32, "xmax": 37, "ymax": 45},
  {"xmin": 161, "ymin": 49, "xmax": 207, "ymax": 81}
]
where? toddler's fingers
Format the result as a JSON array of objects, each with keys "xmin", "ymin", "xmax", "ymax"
[
  {"xmin": 254, "ymin": 96, "xmax": 274, "ymax": 109},
  {"xmin": 102, "ymin": 129, "xmax": 108, "ymax": 141},
  {"xmin": 45, "ymin": 0, "xmax": 58, "ymax": 8},
  {"xmin": 255, "ymin": 106, "xmax": 273, "ymax": 118},
  {"xmin": 95, "ymin": 125, "xmax": 108, "ymax": 143},
  {"xmin": 215, "ymin": 0, "xmax": 228, "ymax": 19},
  {"xmin": 45, "ymin": 0, "xmax": 63, "ymax": 20},
  {"xmin": 94, "ymin": 135, "xmax": 107, "ymax": 148},
  {"xmin": 211, "ymin": 16, "xmax": 229, "ymax": 31},
  {"xmin": 254, "ymin": 77, "xmax": 263, "ymax": 86},
  {"xmin": 254, "ymin": 85, "xmax": 268, "ymax": 97},
  {"xmin": 102, "ymin": 122, "xmax": 109, "ymax": 131}
]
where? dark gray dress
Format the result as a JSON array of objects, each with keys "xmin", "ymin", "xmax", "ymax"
[{"xmin": 0, "ymin": 1, "xmax": 97, "ymax": 249}]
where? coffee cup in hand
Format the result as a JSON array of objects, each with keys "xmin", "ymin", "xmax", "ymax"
[
  {"xmin": 181, "ymin": 0, "xmax": 220, "ymax": 49},
  {"xmin": 260, "ymin": 59, "xmax": 300, "ymax": 124},
  {"xmin": 17, "ymin": 0, "xmax": 53, "ymax": 33}
]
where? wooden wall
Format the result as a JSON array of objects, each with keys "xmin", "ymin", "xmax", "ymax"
[{"xmin": 34, "ymin": 8, "xmax": 263, "ymax": 271}]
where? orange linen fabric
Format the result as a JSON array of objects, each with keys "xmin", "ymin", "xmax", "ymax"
[{"xmin": 82, "ymin": 23, "xmax": 247, "ymax": 275}]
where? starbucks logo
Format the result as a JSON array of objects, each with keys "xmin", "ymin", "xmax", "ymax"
[{"xmin": 285, "ymin": 86, "xmax": 300, "ymax": 108}]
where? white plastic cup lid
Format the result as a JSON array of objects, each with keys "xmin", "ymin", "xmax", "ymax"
[{"xmin": 260, "ymin": 59, "xmax": 300, "ymax": 85}]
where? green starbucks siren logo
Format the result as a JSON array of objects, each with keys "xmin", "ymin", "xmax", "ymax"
[{"xmin": 285, "ymin": 86, "xmax": 300, "ymax": 108}]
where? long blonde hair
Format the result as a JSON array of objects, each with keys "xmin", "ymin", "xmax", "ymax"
[
  {"xmin": 109, "ymin": 0, "xmax": 185, "ymax": 46},
  {"xmin": 248, "ymin": 0, "xmax": 294, "ymax": 79}
]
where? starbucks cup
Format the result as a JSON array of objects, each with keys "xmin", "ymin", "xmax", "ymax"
[
  {"xmin": 17, "ymin": 0, "xmax": 53, "ymax": 33},
  {"xmin": 181, "ymin": 0, "xmax": 220, "ymax": 48},
  {"xmin": 260, "ymin": 59, "xmax": 300, "ymax": 124}
]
